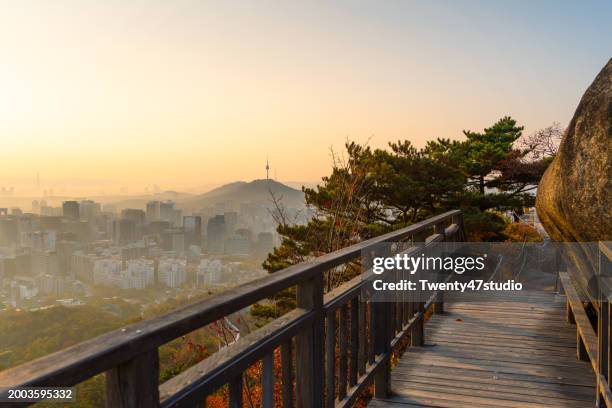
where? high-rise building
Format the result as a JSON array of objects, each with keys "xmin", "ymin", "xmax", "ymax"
[
  {"xmin": 16, "ymin": 215, "xmax": 35, "ymax": 239},
  {"xmin": 41, "ymin": 206, "xmax": 62, "ymax": 217},
  {"xmin": 183, "ymin": 215, "xmax": 202, "ymax": 248},
  {"xmin": 172, "ymin": 208, "xmax": 183, "ymax": 227},
  {"xmin": 121, "ymin": 209, "xmax": 146, "ymax": 225},
  {"xmin": 206, "ymin": 215, "xmax": 226, "ymax": 254},
  {"xmin": 224, "ymin": 212, "xmax": 238, "ymax": 235},
  {"xmin": 234, "ymin": 228, "xmax": 253, "ymax": 241},
  {"xmin": 160, "ymin": 201, "xmax": 175, "ymax": 224},
  {"xmin": 114, "ymin": 210, "xmax": 146, "ymax": 243},
  {"xmin": 32, "ymin": 250, "xmax": 59, "ymax": 276},
  {"xmin": 56, "ymin": 240, "xmax": 78, "ymax": 276},
  {"xmin": 24, "ymin": 230, "xmax": 56, "ymax": 252},
  {"xmin": 113, "ymin": 219, "xmax": 137, "ymax": 244},
  {"xmin": 0, "ymin": 253, "xmax": 31, "ymax": 278},
  {"xmin": 35, "ymin": 273, "xmax": 65, "ymax": 296},
  {"xmin": 146, "ymin": 201, "xmax": 160, "ymax": 222},
  {"xmin": 62, "ymin": 201, "xmax": 80, "ymax": 220},
  {"xmin": 148, "ymin": 220, "xmax": 171, "ymax": 236},
  {"xmin": 40, "ymin": 216, "xmax": 63, "ymax": 231},
  {"xmin": 226, "ymin": 234, "xmax": 251, "ymax": 256},
  {"xmin": 161, "ymin": 229, "xmax": 184, "ymax": 253},
  {"xmin": 0, "ymin": 217, "xmax": 19, "ymax": 247},
  {"xmin": 72, "ymin": 251, "xmax": 97, "ymax": 282},
  {"xmin": 79, "ymin": 200, "xmax": 98, "ymax": 221}
]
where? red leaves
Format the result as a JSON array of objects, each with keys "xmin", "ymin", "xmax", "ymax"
[{"xmin": 204, "ymin": 347, "xmax": 286, "ymax": 407}]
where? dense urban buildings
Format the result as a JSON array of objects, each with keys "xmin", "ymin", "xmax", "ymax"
[
  {"xmin": 0, "ymin": 191, "xmax": 310, "ymax": 310},
  {"xmin": 62, "ymin": 201, "xmax": 80, "ymax": 220}
]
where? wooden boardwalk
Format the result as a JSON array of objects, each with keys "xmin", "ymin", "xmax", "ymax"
[
  {"xmin": 4, "ymin": 212, "xmax": 607, "ymax": 408},
  {"xmin": 370, "ymin": 290, "xmax": 597, "ymax": 408}
]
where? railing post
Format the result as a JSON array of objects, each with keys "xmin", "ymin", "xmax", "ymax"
[
  {"xmin": 450, "ymin": 212, "xmax": 464, "ymax": 241},
  {"xmin": 296, "ymin": 274, "xmax": 324, "ymax": 408},
  {"xmin": 368, "ymin": 302, "xmax": 375, "ymax": 365},
  {"xmin": 432, "ymin": 293, "xmax": 444, "ymax": 315},
  {"xmin": 411, "ymin": 300, "xmax": 425, "ymax": 346},
  {"xmin": 432, "ymin": 221, "xmax": 447, "ymax": 315},
  {"xmin": 373, "ymin": 302, "xmax": 390, "ymax": 398},
  {"xmin": 105, "ymin": 349, "xmax": 160, "ymax": 408},
  {"xmin": 281, "ymin": 339, "xmax": 294, "ymax": 408},
  {"xmin": 395, "ymin": 267, "xmax": 403, "ymax": 332},
  {"xmin": 349, "ymin": 297, "xmax": 359, "ymax": 387},
  {"xmin": 325, "ymin": 310, "xmax": 336, "ymax": 408},
  {"xmin": 262, "ymin": 352, "xmax": 274, "ymax": 408},
  {"xmin": 229, "ymin": 374, "xmax": 243, "ymax": 408},
  {"xmin": 357, "ymin": 296, "xmax": 366, "ymax": 376},
  {"xmin": 598, "ymin": 300, "xmax": 610, "ymax": 407},
  {"xmin": 598, "ymin": 246, "xmax": 612, "ymax": 407},
  {"xmin": 338, "ymin": 305, "xmax": 348, "ymax": 400},
  {"xmin": 555, "ymin": 251, "xmax": 575, "ymax": 324},
  {"xmin": 411, "ymin": 230, "xmax": 428, "ymax": 346}
]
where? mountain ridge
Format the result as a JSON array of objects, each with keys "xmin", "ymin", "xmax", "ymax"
[{"xmin": 179, "ymin": 179, "xmax": 305, "ymax": 209}]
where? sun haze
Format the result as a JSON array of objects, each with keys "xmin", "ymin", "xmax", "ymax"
[{"xmin": 1, "ymin": 1, "xmax": 610, "ymax": 195}]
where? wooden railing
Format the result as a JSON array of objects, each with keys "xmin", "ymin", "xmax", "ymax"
[
  {"xmin": 597, "ymin": 242, "xmax": 612, "ymax": 408},
  {"xmin": 0, "ymin": 210, "xmax": 464, "ymax": 408},
  {"xmin": 561, "ymin": 241, "xmax": 612, "ymax": 408}
]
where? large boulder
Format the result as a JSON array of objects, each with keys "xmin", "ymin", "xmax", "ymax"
[{"xmin": 536, "ymin": 59, "xmax": 612, "ymax": 243}]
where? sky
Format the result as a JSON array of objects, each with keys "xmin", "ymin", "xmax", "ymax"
[{"xmin": 0, "ymin": 0, "xmax": 611, "ymax": 196}]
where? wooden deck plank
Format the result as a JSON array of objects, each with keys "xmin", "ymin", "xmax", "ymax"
[
  {"xmin": 392, "ymin": 375, "xmax": 593, "ymax": 401},
  {"xmin": 402, "ymin": 348, "xmax": 591, "ymax": 369},
  {"xmin": 425, "ymin": 324, "xmax": 577, "ymax": 340},
  {"xmin": 425, "ymin": 327, "xmax": 576, "ymax": 344},
  {"xmin": 369, "ymin": 290, "xmax": 597, "ymax": 408},
  {"xmin": 394, "ymin": 363, "xmax": 594, "ymax": 388},
  {"xmin": 411, "ymin": 343, "xmax": 585, "ymax": 361},
  {"xmin": 376, "ymin": 388, "xmax": 592, "ymax": 408},
  {"xmin": 424, "ymin": 335, "xmax": 578, "ymax": 352},
  {"xmin": 444, "ymin": 303, "xmax": 567, "ymax": 312},
  {"xmin": 392, "ymin": 366, "xmax": 594, "ymax": 395},
  {"xmin": 399, "ymin": 354, "xmax": 592, "ymax": 380},
  {"xmin": 426, "ymin": 324, "xmax": 577, "ymax": 341},
  {"xmin": 428, "ymin": 313, "xmax": 575, "ymax": 326},
  {"xmin": 390, "ymin": 382, "xmax": 594, "ymax": 406}
]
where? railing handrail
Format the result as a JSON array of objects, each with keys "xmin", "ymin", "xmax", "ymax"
[
  {"xmin": 0, "ymin": 210, "xmax": 461, "ymax": 391},
  {"xmin": 601, "ymin": 241, "xmax": 612, "ymax": 263},
  {"xmin": 562, "ymin": 242, "xmax": 612, "ymax": 408}
]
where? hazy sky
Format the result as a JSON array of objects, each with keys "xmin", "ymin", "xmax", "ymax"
[{"xmin": 1, "ymin": 1, "xmax": 611, "ymax": 195}]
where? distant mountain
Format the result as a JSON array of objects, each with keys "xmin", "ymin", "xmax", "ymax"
[{"xmin": 179, "ymin": 179, "xmax": 305, "ymax": 210}]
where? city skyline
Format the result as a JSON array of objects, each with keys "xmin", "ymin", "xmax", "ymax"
[
  {"xmin": 0, "ymin": 164, "xmax": 309, "ymax": 197},
  {"xmin": 1, "ymin": 1, "xmax": 611, "ymax": 195}
]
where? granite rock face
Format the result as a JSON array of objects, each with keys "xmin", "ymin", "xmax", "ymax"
[{"xmin": 536, "ymin": 59, "xmax": 612, "ymax": 243}]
